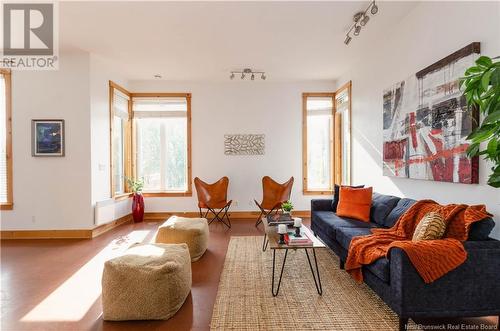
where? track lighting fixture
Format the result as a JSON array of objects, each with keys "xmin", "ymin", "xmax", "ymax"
[
  {"xmin": 360, "ymin": 14, "xmax": 370, "ymax": 26},
  {"xmin": 229, "ymin": 68, "xmax": 267, "ymax": 81},
  {"xmin": 344, "ymin": 1, "xmax": 378, "ymax": 46},
  {"xmin": 353, "ymin": 25, "xmax": 361, "ymax": 36}
]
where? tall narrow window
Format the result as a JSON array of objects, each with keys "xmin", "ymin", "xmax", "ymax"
[
  {"xmin": 109, "ymin": 82, "xmax": 131, "ymax": 197},
  {"xmin": 335, "ymin": 82, "xmax": 352, "ymax": 185},
  {"xmin": 0, "ymin": 69, "xmax": 12, "ymax": 209},
  {"xmin": 132, "ymin": 94, "xmax": 192, "ymax": 196},
  {"xmin": 303, "ymin": 93, "xmax": 335, "ymax": 194},
  {"xmin": 302, "ymin": 84, "xmax": 352, "ymax": 194}
]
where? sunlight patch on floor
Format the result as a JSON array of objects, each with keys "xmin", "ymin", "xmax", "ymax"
[{"xmin": 20, "ymin": 230, "xmax": 151, "ymax": 322}]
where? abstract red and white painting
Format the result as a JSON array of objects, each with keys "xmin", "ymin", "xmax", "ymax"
[{"xmin": 382, "ymin": 45, "xmax": 479, "ymax": 184}]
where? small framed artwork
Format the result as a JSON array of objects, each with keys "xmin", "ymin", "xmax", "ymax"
[{"xmin": 32, "ymin": 119, "xmax": 65, "ymax": 157}]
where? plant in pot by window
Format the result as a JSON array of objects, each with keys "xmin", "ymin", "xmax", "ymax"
[
  {"xmin": 126, "ymin": 177, "xmax": 145, "ymax": 223},
  {"xmin": 461, "ymin": 56, "xmax": 500, "ymax": 187},
  {"xmin": 281, "ymin": 200, "xmax": 294, "ymax": 216}
]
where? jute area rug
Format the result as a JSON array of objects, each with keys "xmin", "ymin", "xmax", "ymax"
[{"xmin": 210, "ymin": 236, "xmax": 416, "ymax": 331}]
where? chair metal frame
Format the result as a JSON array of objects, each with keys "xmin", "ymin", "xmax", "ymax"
[
  {"xmin": 254, "ymin": 200, "xmax": 281, "ymax": 227},
  {"xmin": 199, "ymin": 200, "xmax": 232, "ymax": 228}
]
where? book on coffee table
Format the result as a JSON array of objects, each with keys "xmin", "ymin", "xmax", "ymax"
[
  {"xmin": 267, "ymin": 213, "xmax": 294, "ymax": 226},
  {"xmin": 284, "ymin": 231, "xmax": 313, "ymax": 246}
]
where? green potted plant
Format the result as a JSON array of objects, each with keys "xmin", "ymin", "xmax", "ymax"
[
  {"xmin": 461, "ymin": 55, "xmax": 500, "ymax": 188},
  {"xmin": 281, "ymin": 200, "xmax": 294, "ymax": 216},
  {"xmin": 126, "ymin": 177, "xmax": 145, "ymax": 222}
]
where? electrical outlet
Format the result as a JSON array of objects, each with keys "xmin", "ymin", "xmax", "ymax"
[
  {"xmin": 233, "ymin": 201, "xmax": 238, "ymax": 207},
  {"xmin": 31, "ymin": 216, "xmax": 36, "ymax": 223}
]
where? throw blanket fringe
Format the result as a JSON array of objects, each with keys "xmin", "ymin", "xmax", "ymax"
[{"xmin": 345, "ymin": 200, "xmax": 490, "ymax": 284}]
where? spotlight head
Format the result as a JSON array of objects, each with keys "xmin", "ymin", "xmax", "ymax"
[
  {"xmin": 241, "ymin": 73, "xmax": 245, "ymax": 79},
  {"xmin": 230, "ymin": 73, "xmax": 235, "ymax": 80},
  {"xmin": 261, "ymin": 73, "xmax": 266, "ymax": 80},
  {"xmin": 353, "ymin": 25, "xmax": 361, "ymax": 36},
  {"xmin": 353, "ymin": 12, "xmax": 363, "ymax": 23},
  {"xmin": 371, "ymin": 2, "xmax": 378, "ymax": 15},
  {"xmin": 360, "ymin": 15, "xmax": 370, "ymax": 26},
  {"xmin": 251, "ymin": 74, "xmax": 255, "ymax": 80},
  {"xmin": 344, "ymin": 35, "xmax": 352, "ymax": 45}
]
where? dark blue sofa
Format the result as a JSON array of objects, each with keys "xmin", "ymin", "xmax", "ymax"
[{"xmin": 311, "ymin": 193, "xmax": 500, "ymax": 331}]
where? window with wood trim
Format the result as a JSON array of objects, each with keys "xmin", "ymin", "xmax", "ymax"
[
  {"xmin": 0, "ymin": 69, "xmax": 12, "ymax": 209},
  {"xmin": 302, "ymin": 83, "xmax": 351, "ymax": 194},
  {"xmin": 303, "ymin": 93, "xmax": 335, "ymax": 194},
  {"xmin": 334, "ymin": 82, "xmax": 352, "ymax": 185},
  {"xmin": 109, "ymin": 81, "xmax": 132, "ymax": 197},
  {"xmin": 131, "ymin": 93, "xmax": 192, "ymax": 196}
]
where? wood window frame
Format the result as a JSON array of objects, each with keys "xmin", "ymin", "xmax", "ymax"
[
  {"xmin": 302, "ymin": 82, "xmax": 352, "ymax": 195},
  {"xmin": 109, "ymin": 81, "xmax": 133, "ymax": 199},
  {"xmin": 0, "ymin": 69, "xmax": 13, "ymax": 210},
  {"xmin": 129, "ymin": 92, "xmax": 192, "ymax": 197},
  {"xmin": 334, "ymin": 81, "xmax": 352, "ymax": 186}
]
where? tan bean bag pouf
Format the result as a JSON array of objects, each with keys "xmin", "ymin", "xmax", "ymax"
[
  {"xmin": 155, "ymin": 216, "xmax": 209, "ymax": 262},
  {"xmin": 102, "ymin": 243, "xmax": 191, "ymax": 321}
]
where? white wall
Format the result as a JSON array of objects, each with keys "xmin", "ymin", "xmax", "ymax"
[
  {"xmin": 128, "ymin": 80, "xmax": 336, "ymax": 212},
  {"xmin": 1, "ymin": 51, "xmax": 94, "ymax": 230},
  {"xmin": 337, "ymin": 1, "xmax": 500, "ymax": 238},
  {"xmin": 89, "ymin": 55, "xmax": 131, "ymax": 225}
]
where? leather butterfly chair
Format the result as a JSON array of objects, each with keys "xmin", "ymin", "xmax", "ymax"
[
  {"xmin": 254, "ymin": 176, "xmax": 294, "ymax": 228},
  {"xmin": 194, "ymin": 177, "xmax": 232, "ymax": 228}
]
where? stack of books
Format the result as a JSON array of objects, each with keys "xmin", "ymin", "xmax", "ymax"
[
  {"xmin": 284, "ymin": 231, "xmax": 313, "ymax": 246},
  {"xmin": 267, "ymin": 213, "xmax": 294, "ymax": 226}
]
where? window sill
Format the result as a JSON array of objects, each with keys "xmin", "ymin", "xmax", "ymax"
[
  {"xmin": 0, "ymin": 203, "xmax": 14, "ymax": 210},
  {"xmin": 114, "ymin": 193, "xmax": 132, "ymax": 201},
  {"xmin": 143, "ymin": 191, "xmax": 192, "ymax": 197},
  {"xmin": 303, "ymin": 190, "xmax": 333, "ymax": 196}
]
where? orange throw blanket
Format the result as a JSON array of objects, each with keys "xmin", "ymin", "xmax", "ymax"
[{"xmin": 345, "ymin": 200, "xmax": 491, "ymax": 283}]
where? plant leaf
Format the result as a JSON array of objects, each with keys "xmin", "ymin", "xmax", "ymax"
[
  {"xmin": 487, "ymin": 138, "xmax": 498, "ymax": 156},
  {"xmin": 466, "ymin": 143, "xmax": 480, "ymax": 157},
  {"xmin": 476, "ymin": 56, "xmax": 493, "ymax": 68},
  {"xmin": 483, "ymin": 109, "xmax": 500, "ymax": 124},
  {"xmin": 481, "ymin": 69, "xmax": 493, "ymax": 90}
]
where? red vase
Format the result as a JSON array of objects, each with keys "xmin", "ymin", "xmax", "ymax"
[{"xmin": 132, "ymin": 193, "xmax": 144, "ymax": 223}]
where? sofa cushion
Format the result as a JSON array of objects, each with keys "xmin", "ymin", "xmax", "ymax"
[
  {"xmin": 337, "ymin": 186, "xmax": 374, "ymax": 222},
  {"xmin": 331, "ymin": 184, "xmax": 364, "ymax": 212},
  {"xmin": 364, "ymin": 257, "xmax": 390, "ymax": 283},
  {"xmin": 312, "ymin": 211, "xmax": 339, "ymax": 238},
  {"xmin": 335, "ymin": 227, "xmax": 373, "ymax": 250},
  {"xmin": 370, "ymin": 193, "xmax": 400, "ymax": 227},
  {"xmin": 412, "ymin": 211, "xmax": 446, "ymax": 241},
  {"xmin": 384, "ymin": 198, "xmax": 417, "ymax": 228},
  {"xmin": 333, "ymin": 215, "xmax": 379, "ymax": 230},
  {"xmin": 468, "ymin": 217, "xmax": 495, "ymax": 241}
]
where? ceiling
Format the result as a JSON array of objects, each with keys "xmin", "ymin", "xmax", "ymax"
[{"xmin": 60, "ymin": 1, "xmax": 418, "ymax": 81}]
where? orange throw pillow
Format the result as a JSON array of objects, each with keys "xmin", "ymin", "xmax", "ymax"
[{"xmin": 336, "ymin": 186, "xmax": 373, "ymax": 222}]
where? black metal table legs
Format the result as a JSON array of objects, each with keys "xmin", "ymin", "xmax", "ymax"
[
  {"xmin": 271, "ymin": 248, "xmax": 322, "ymax": 296},
  {"xmin": 304, "ymin": 247, "xmax": 323, "ymax": 295},
  {"xmin": 262, "ymin": 233, "xmax": 269, "ymax": 252}
]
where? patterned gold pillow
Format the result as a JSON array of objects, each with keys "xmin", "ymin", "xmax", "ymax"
[{"xmin": 412, "ymin": 212, "xmax": 447, "ymax": 241}]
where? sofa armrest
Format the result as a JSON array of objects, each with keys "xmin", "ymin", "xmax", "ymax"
[
  {"xmin": 390, "ymin": 241, "xmax": 500, "ymax": 317},
  {"xmin": 311, "ymin": 199, "xmax": 333, "ymax": 212}
]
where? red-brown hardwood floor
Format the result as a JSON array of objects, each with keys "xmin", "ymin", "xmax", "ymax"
[{"xmin": 1, "ymin": 219, "xmax": 497, "ymax": 331}]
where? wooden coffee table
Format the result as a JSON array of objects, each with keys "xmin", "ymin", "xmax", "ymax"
[{"xmin": 262, "ymin": 217, "xmax": 326, "ymax": 296}]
